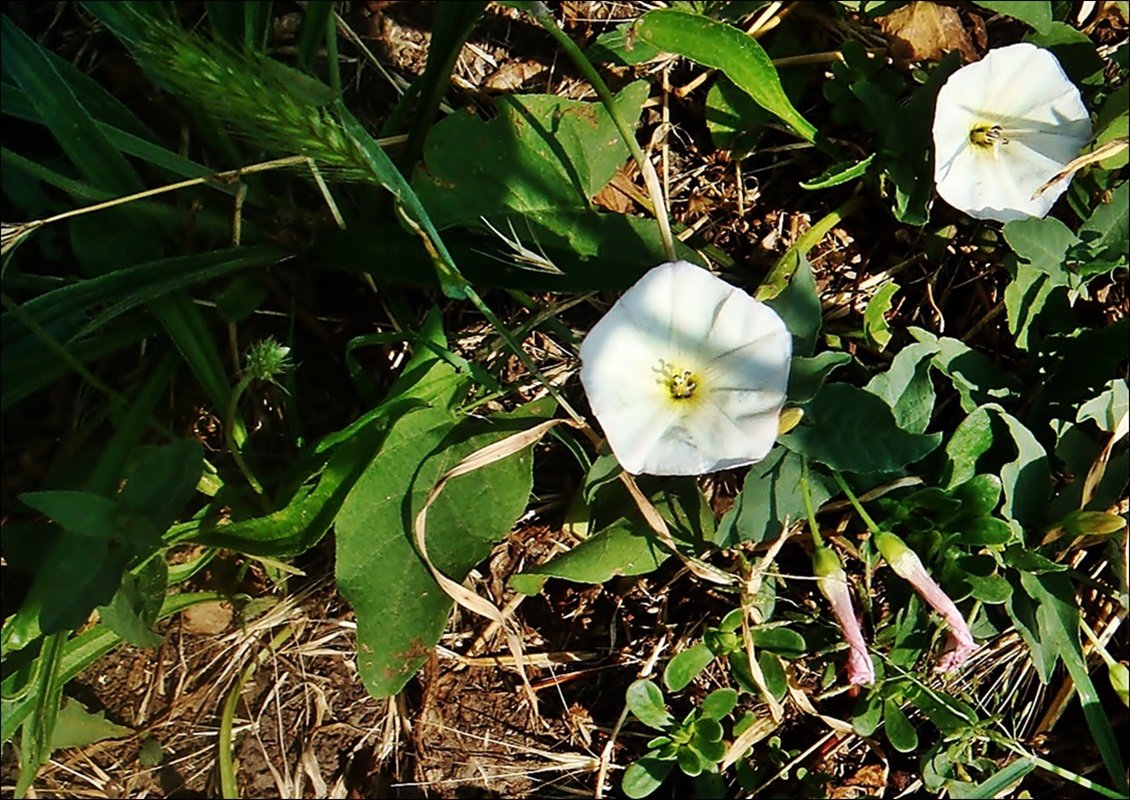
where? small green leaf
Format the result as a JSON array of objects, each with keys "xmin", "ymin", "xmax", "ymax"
[
  {"xmin": 677, "ymin": 745, "xmax": 706, "ymax": 777},
  {"xmin": 950, "ymin": 474, "xmax": 1002, "ymax": 517},
  {"xmin": 97, "ymin": 558, "xmax": 168, "ymax": 648},
  {"xmin": 664, "ymin": 643, "xmax": 715, "ymax": 692},
  {"xmin": 1080, "ymin": 182, "xmax": 1129, "ymax": 265},
  {"xmin": 622, "ymin": 757, "xmax": 674, "ymax": 799},
  {"xmin": 764, "ymin": 254, "xmax": 821, "ymax": 357},
  {"xmin": 691, "ymin": 735, "xmax": 727, "ymax": 763},
  {"xmin": 51, "ymin": 699, "xmax": 132, "ymax": 750},
  {"xmin": 944, "ymin": 407, "xmax": 995, "ymax": 489},
  {"xmin": 510, "ymin": 518, "xmax": 668, "ymax": 594},
  {"xmin": 1077, "ymin": 379, "xmax": 1129, "ymax": 434},
  {"xmin": 966, "ymin": 572, "xmax": 1013, "ymax": 605},
  {"xmin": 852, "ymin": 691, "xmax": 883, "ymax": 737},
  {"xmin": 717, "ymin": 447, "xmax": 835, "ymax": 546},
  {"xmin": 863, "ymin": 282, "xmax": 899, "ymax": 352},
  {"xmin": 1020, "ymin": 572, "xmax": 1127, "ymax": 791},
  {"xmin": 758, "ymin": 651, "xmax": 788, "ymax": 701},
  {"xmin": 700, "ymin": 688, "xmax": 738, "ymax": 720},
  {"xmin": 694, "ymin": 717, "xmax": 725, "ymax": 743},
  {"xmin": 883, "ymin": 698, "xmax": 918, "ymax": 753},
  {"xmin": 627, "ymin": 680, "xmax": 675, "ymax": 730},
  {"xmin": 512, "ymin": 480, "xmax": 710, "ymax": 592},
  {"xmin": 138, "ymin": 735, "xmax": 164, "ymax": 768},
  {"xmin": 993, "ymin": 407, "xmax": 1051, "ymax": 528},
  {"xmin": 789, "ymin": 351, "xmax": 852, "ymax": 404},
  {"xmin": 635, "ymin": 10, "xmax": 817, "ymax": 142},
  {"xmin": 800, "ymin": 154, "xmax": 876, "ymax": 190},
  {"xmin": 958, "ymin": 517, "xmax": 1015, "ymax": 546},
  {"xmin": 1061, "ymin": 510, "xmax": 1127, "ymax": 536},
  {"xmin": 751, "ymin": 627, "xmax": 806, "ymax": 659},
  {"xmin": 909, "ymin": 328, "xmax": 1019, "ymax": 413}
]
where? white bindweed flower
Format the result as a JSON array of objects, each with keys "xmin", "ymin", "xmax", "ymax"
[
  {"xmin": 580, "ymin": 261, "xmax": 791, "ymax": 476},
  {"xmin": 932, "ymin": 42, "xmax": 1092, "ymax": 223}
]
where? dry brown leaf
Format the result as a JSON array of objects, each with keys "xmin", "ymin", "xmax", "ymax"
[
  {"xmin": 592, "ymin": 180, "xmax": 636, "ymax": 214},
  {"xmin": 181, "ymin": 601, "xmax": 233, "ymax": 635},
  {"xmin": 878, "ymin": 1, "xmax": 976, "ymax": 63},
  {"xmin": 484, "ymin": 60, "xmax": 549, "ymax": 92}
]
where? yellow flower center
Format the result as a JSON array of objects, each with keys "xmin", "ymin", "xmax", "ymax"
[
  {"xmin": 655, "ymin": 360, "xmax": 700, "ymax": 401},
  {"xmin": 969, "ymin": 123, "xmax": 1008, "ymax": 151}
]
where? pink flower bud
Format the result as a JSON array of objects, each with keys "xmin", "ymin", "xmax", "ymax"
[
  {"xmin": 813, "ymin": 546, "xmax": 875, "ymax": 685},
  {"xmin": 874, "ymin": 531, "xmax": 977, "ymax": 672}
]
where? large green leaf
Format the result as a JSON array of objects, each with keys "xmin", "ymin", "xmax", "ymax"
[
  {"xmin": 908, "ymin": 328, "xmax": 1019, "ymax": 413},
  {"xmin": 716, "ymin": 448, "xmax": 835, "ymax": 545},
  {"xmin": 1002, "ymin": 216, "xmax": 1079, "ymax": 277},
  {"xmin": 188, "ymin": 313, "xmax": 462, "ymax": 557},
  {"xmin": 336, "ymin": 357, "xmax": 550, "ymax": 698},
  {"xmin": 1079, "ymin": 181, "xmax": 1129, "ymax": 264},
  {"xmin": 412, "ymin": 81, "xmax": 648, "ymax": 228},
  {"xmin": 865, "ymin": 341, "xmax": 938, "ymax": 435},
  {"xmin": 972, "ymin": 2, "xmax": 1053, "ymax": 33},
  {"xmin": 990, "ymin": 406, "xmax": 1050, "ymax": 528},
  {"xmin": 634, "ymin": 10, "xmax": 816, "ymax": 142},
  {"xmin": 781, "ymin": 383, "xmax": 941, "ymax": 474}
]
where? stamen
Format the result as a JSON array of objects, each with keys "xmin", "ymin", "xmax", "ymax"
[
  {"xmin": 969, "ymin": 124, "xmax": 1009, "ymax": 149},
  {"xmin": 654, "ymin": 360, "xmax": 700, "ymax": 401}
]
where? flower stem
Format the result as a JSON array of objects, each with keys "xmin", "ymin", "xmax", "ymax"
[
  {"xmin": 800, "ymin": 457, "xmax": 824, "ymax": 549},
  {"xmin": 832, "ymin": 470, "xmax": 882, "ymax": 535},
  {"xmin": 529, "ymin": 6, "xmax": 677, "ymax": 262},
  {"xmin": 225, "ymin": 373, "xmax": 266, "ymax": 500}
]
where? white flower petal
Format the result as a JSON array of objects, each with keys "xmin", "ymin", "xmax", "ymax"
[
  {"xmin": 587, "ymin": 396, "xmax": 683, "ymax": 475},
  {"xmin": 580, "ymin": 262, "xmax": 792, "ymax": 476},
  {"xmin": 932, "ymin": 43, "xmax": 1091, "ymax": 222}
]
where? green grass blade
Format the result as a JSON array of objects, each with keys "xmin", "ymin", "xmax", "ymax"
[
  {"xmin": 955, "ymin": 757, "xmax": 1036, "ymax": 799},
  {"xmin": 14, "ymin": 632, "xmax": 65, "ymax": 796},
  {"xmin": 244, "ymin": 1, "xmax": 273, "ymax": 52},
  {"xmin": 400, "ymin": 1, "xmax": 488, "ymax": 170},
  {"xmin": 1, "ymin": 16, "xmax": 142, "ymax": 192},
  {"xmin": 339, "ymin": 109, "xmax": 470, "ymax": 298},
  {"xmin": 296, "ymin": 0, "xmax": 333, "ymax": 69}
]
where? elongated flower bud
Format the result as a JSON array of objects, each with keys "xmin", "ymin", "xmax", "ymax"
[
  {"xmin": 813, "ymin": 546, "xmax": 874, "ymax": 685},
  {"xmin": 874, "ymin": 530, "xmax": 977, "ymax": 672}
]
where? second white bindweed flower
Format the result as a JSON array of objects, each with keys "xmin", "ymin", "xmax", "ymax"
[
  {"xmin": 580, "ymin": 261, "xmax": 791, "ymax": 476},
  {"xmin": 932, "ymin": 42, "xmax": 1092, "ymax": 223}
]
